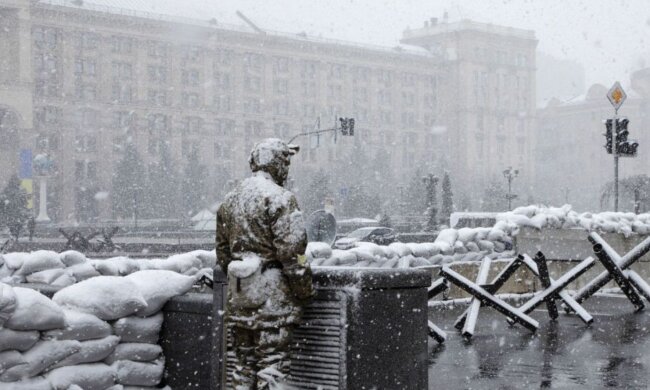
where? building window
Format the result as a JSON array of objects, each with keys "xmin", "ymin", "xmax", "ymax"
[
  {"xmin": 244, "ymin": 76, "xmax": 262, "ymax": 93},
  {"xmin": 352, "ymin": 66, "xmax": 370, "ymax": 83},
  {"xmin": 181, "ymin": 46, "xmax": 201, "ymax": 61},
  {"xmin": 33, "ymin": 27, "xmax": 58, "ymax": 49},
  {"xmin": 148, "ymin": 90, "xmax": 167, "ymax": 106},
  {"xmin": 74, "ymin": 135, "xmax": 97, "ymax": 152},
  {"xmin": 215, "ymin": 49, "xmax": 234, "ymax": 66},
  {"xmin": 182, "ymin": 117, "xmax": 203, "ymax": 135},
  {"xmin": 244, "ymin": 121, "xmax": 262, "ymax": 137},
  {"xmin": 181, "ymin": 69, "xmax": 201, "ymax": 86},
  {"xmin": 113, "ymin": 111, "xmax": 134, "ymax": 129},
  {"xmin": 112, "ymin": 62, "xmax": 132, "ymax": 81},
  {"xmin": 301, "ymin": 81, "xmax": 316, "ymax": 97},
  {"xmin": 273, "ymin": 122, "xmax": 290, "ymax": 138},
  {"xmin": 148, "ymin": 41, "xmax": 168, "ymax": 58},
  {"xmin": 75, "ymin": 84, "xmax": 96, "ymax": 100},
  {"xmin": 35, "ymin": 81, "xmax": 59, "ymax": 98},
  {"xmin": 75, "ymin": 58, "xmax": 96, "ymax": 77},
  {"xmin": 243, "ymin": 98, "xmax": 261, "ymax": 114},
  {"xmin": 215, "ymin": 119, "xmax": 234, "ymax": 135},
  {"xmin": 243, "ymin": 52, "xmax": 263, "ymax": 70},
  {"xmin": 379, "ymin": 90, "xmax": 392, "ymax": 105},
  {"xmin": 112, "ymin": 83, "xmax": 132, "ymax": 103},
  {"xmin": 182, "ymin": 93, "xmax": 200, "ymax": 108},
  {"xmin": 402, "ymin": 92, "xmax": 415, "ymax": 106},
  {"xmin": 273, "ymin": 57, "xmax": 290, "ymax": 74},
  {"xmin": 214, "ymin": 72, "xmax": 231, "ymax": 89},
  {"xmin": 148, "ymin": 66, "xmax": 167, "ymax": 83},
  {"xmin": 111, "ymin": 36, "xmax": 133, "ymax": 54},
  {"xmin": 301, "ymin": 61, "xmax": 317, "ymax": 79},
  {"xmin": 274, "ymin": 79, "xmax": 288, "ymax": 95},
  {"xmin": 213, "ymin": 95, "xmax": 232, "ymax": 112},
  {"xmin": 328, "ymin": 63, "xmax": 344, "ymax": 79},
  {"xmin": 148, "ymin": 114, "xmax": 169, "ymax": 135},
  {"xmin": 35, "ymin": 106, "xmax": 61, "ymax": 127},
  {"xmin": 78, "ymin": 33, "xmax": 99, "ymax": 50}
]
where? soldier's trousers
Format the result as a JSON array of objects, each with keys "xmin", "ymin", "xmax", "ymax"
[{"xmin": 231, "ymin": 325, "xmax": 294, "ymax": 390}]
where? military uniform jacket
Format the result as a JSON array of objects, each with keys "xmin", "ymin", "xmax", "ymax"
[{"xmin": 216, "ymin": 171, "xmax": 309, "ymax": 329}]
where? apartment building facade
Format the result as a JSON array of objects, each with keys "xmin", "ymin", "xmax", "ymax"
[{"xmin": 0, "ymin": 0, "xmax": 537, "ymax": 221}]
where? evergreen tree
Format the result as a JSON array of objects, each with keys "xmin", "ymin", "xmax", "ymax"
[
  {"xmin": 112, "ymin": 143, "xmax": 146, "ymax": 220},
  {"xmin": 379, "ymin": 212, "xmax": 393, "ymax": 228},
  {"xmin": 0, "ymin": 175, "xmax": 29, "ymax": 238},
  {"xmin": 404, "ymin": 169, "xmax": 426, "ymax": 215},
  {"xmin": 181, "ymin": 148, "xmax": 208, "ymax": 218},
  {"xmin": 147, "ymin": 141, "xmax": 180, "ymax": 219},
  {"xmin": 481, "ymin": 178, "xmax": 507, "ymax": 211},
  {"xmin": 300, "ymin": 169, "xmax": 331, "ymax": 215},
  {"xmin": 440, "ymin": 171, "xmax": 454, "ymax": 226}
]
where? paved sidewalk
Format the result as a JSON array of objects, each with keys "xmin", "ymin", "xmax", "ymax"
[{"xmin": 428, "ymin": 295, "xmax": 650, "ymax": 389}]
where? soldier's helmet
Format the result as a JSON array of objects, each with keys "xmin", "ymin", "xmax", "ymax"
[{"xmin": 249, "ymin": 138, "xmax": 299, "ymax": 185}]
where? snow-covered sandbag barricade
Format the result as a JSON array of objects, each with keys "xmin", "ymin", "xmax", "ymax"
[
  {"xmin": 0, "ymin": 249, "xmax": 216, "ymax": 286},
  {"xmin": 307, "ymin": 224, "xmax": 517, "ymax": 268},
  {"xmin": 498, "ymin": 205, "xmax": 650, "ymax": 238},
  {"xmin": 0, "ymin": 264, "xmax": 202, "ymax": 389}
]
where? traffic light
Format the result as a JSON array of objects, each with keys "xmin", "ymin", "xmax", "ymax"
[
  {"xmin": 615, "ymin": 118, "xmax": 638, "ymax": 156},
  {"xmin": 604, "ymin": 119, "xmax": 613, "ymax": 154},
  {"xmin": 339, "ymin": 117, "xmax": 355, "ymax": 136}
]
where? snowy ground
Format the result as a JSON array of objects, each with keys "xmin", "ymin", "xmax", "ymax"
[{"xmin": 429, "ymin": 295, "xmax": 650, "ymax": 389}]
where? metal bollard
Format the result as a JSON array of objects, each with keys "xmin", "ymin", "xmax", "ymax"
[{"xmin": 211, "ymin": 267, "xmax": 228, "ymax": 390}]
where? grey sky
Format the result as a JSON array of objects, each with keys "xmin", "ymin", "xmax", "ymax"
[{"xmin": 102, "ymin": 0, "xmax": 650, "ymax": 88}]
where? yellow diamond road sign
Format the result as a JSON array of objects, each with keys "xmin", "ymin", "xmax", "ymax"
[{"xmin": 607, "ymin": 81, "xmax": 627, "ymax": 111}]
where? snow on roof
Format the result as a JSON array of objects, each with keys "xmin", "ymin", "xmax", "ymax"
[
  {"xmin": 190, "ymin": 209, "xmax": 214, "ymax": 222},
  {"xmin": 37, "ymin": 0, "xmax": 434, "ymax": 58}
]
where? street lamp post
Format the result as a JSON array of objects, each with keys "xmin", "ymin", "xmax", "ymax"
[
  {"xmin": 422, "ymin": 173, "xmax": 439, "ymax": 231},
  {"xmin": 503, "ymin": 167, "xmax": 519, "ymax": 211}
]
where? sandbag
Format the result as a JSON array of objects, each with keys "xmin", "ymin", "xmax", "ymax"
[
  {"xmin": 51, "ymin": 273, "xmax": 76, "ymax": 287},
  {"xmin": 64, "ymin": 263, "xmax": 100, "ymax": 282},
  {"xmin": 0, "ymin": 340, "xmax": 81, "ymax": 381},
  {"xmin": 25, "ymin": 268, "xmax": 65, "ymax": 284},
  {"xmin": 0, "ymin": 283, "xmax": 17, "ymax": 327},
  {"xmin": 0, "ymin": 329, "xmax": 39, "ymax": 352},
  {"xmin": 348, "ymin": 248, "xmax": 375, "ymax": 263},
  {"xmin": 89, "ymin": 260, "xmax": 120, "ymax": 276},
  {"xmin": 380, "ymin": 258, "xmax": 398, "ymax": 268},
  {"xmin": 44, "ymin": 310, "xmax": 112, "ymax": 342},
  {"xmin": 456, "ymin": 228, "xmax": 478, "ymax": 243},
  {"xmin": 2, "ymin": 253, "xmax": 29, "ymax": 271},
  {"xmin": 111, "ymin": 358, "xmax": 164, "ymax": 387},
  {"xmin": 0, "ymin": 350, "xmax": 26, "ymax": 374},
  {"xmin": 13, "ymin": 250, "xmax": 64, "ymax": 276},
  {"xmin": 434, "ymin": 229, "xmax": 459, "ymax": 246},
  {"xmin": 104, "ymin": 344, "xmax": 162, "ymax": 365},
  {"xmin": 51, "ymin": 336, "xmax": 121, "ymax": 369},
  {"xmin": 59, "ymin": 250, "xmax": 87, "ymax": 267},
  {"xmin": 112, "ymin": 313, "xmax": 163, "ymax": 344},
  {"xmin": 387, "ymin": 243, "xmax": 412, "ymax": 257},
  {"xmin": 4, "ymin": 287, "xmax": 65, "ymax": 331},
  {"xmin": 0, "ymin": 377, "xmax": 52, "ymax": 390},
  {"xmin": 125, "ymin": 270, "xmax": 196, "ymax": 317},
  {"xmin": 46, "ymin": 363, "xmax": 117, "ymax": 390},
  {"xmin": 52, "ymin": 276, "xmax": 147, "ymax": 320},
  {"xmin": 305, "ymin": 242, "xmax": 333, "ymax": 259}
]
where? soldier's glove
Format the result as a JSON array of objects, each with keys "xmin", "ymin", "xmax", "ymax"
[{"xmin": 283, "ymin": 261, "xmax": 315, "ymax": 303}]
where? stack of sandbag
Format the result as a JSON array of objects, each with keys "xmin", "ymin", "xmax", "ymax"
[
  {"xmin": 498, "ymin": 205, "xmax": 650, "ymax": 237},
  {"xmin": 0, "ymin": 249, "xmax": 216, "ymax": 287},
  {"xmin": 309, "ymin": 224, "xmax": 516, "ymax": 268},
  {"xmin": 0, "ymin": 269, "xmax": 200, "ymax": 389}
]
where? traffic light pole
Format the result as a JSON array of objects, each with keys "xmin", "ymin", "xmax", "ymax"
[{"xmin": 614, "ymin": 109, "xmax": 619, "ymax": 212}]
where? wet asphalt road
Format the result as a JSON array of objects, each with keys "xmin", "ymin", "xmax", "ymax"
[{"xmin": 428, "ymin": 296, "xmax": 650, "ymax": 389}]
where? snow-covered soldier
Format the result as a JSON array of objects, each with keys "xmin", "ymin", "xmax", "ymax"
[{"xmin": 216, "ymin": 138, "xmax": 314, "ymax": 389}]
